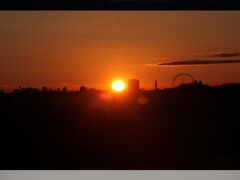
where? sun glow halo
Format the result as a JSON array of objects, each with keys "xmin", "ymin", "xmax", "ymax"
[{"xmin": 111, "ymin": 80, "xmax": 126, "ymax": 92}]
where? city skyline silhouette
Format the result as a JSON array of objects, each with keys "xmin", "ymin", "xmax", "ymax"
[
  {"xmin": 1, "ymin": 12, "xmax": 240, "ymax": 91},
  {"xmin": 0, "ymin": 11, "xmax": 240, "ymax": 170}
]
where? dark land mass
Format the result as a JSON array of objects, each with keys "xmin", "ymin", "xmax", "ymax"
[{"xmin": 0, "ymin": 81, "xmax": 240, "ymax": 169}]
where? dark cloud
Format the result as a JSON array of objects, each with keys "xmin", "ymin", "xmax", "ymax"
[
  {"xmin": 195, "ymin": 52, "xmax": 240, "ymax": 58},
  {"xmin": 156, "ymin": 59, "xmax": 240, "ymax": 66},
  {"xmin": 208, "ymin": 52, "xmax": 240, "ymax": 58}
]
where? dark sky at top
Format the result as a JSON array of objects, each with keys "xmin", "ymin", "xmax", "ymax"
[{"xmin": 1, "ymin": 0, "xmax": 240, "ymax": 10}]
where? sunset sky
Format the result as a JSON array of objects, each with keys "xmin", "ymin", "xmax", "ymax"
[{"xmin": 0, "ymin": 11, "xmax": 240, "ymax": 91}]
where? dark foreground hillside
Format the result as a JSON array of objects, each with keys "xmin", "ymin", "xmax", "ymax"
[{"xmin": 0, "ymin": 82, "xmax": 240, "ymax": 169}]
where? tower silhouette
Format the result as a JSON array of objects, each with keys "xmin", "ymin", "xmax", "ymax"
[{"xmin": 128, "ymin": 79, "xmax": 140, "ymax": 93}]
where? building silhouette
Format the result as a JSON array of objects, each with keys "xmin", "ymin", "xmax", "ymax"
[
  {"xmin": 62, "ymin": 86, "xmax": 67, "ymax": 92},
  {"xmin": 42, "ymin": 86, "xmax": 48, "ymax": 92},
  {"xmin": 128, "ymin": 79, "xmax": 140, "ymax": 92},
  {"xmin": 80, "ymin": 86, "xmax": 87, "ymax": 92}
]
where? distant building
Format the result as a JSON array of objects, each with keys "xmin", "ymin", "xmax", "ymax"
[
  {"xmin": 42, "ymin": 86, "xmax": 48, "ymax": 92},
  {"xmin": 62, "ymin": 86, "xmax": 67, "ymax": 92},
  {"xmin": 80, "ymin": 86, "xmax": 87, "ymax": 92},
  {"xmin": 13, "ymin": 88, "xmax": 19, "ymax": 93},
  {"xmin": 128, "ymin": 79, "xmax": 140, "ymax": 92}
]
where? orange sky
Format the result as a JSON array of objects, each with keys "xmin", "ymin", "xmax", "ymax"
[{"xmin": 0, "ymin": 11, "xmax": 240, "ymax": 91}]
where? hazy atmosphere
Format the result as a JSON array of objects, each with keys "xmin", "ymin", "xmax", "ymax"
[
  {"xmin": 0, "ymin": 12, "xmax": 240, "ymax": 91},
  {"xmin": 1, "ymin": 11, "xmax": 240, "ymax": 170}
]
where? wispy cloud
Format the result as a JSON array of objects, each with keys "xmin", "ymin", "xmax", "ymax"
[
  {"xmin": 146, "ymin": 63, "xmax": 161, "ymax": 67},
  {"xmin": 0, "ymin": 84, "xmax": 9, "ymax": 89},
  {"xmin": 152, "ymin": 57, "xmax": 169, "ymax": 61},
  {"xmin": 159, "ymin": 60, "xmax": 240, "ymax": 66},
  {"xmin": 146, "ymin": 59, "xmax": 240, "ymax": 67},
  {"xmin": 194, "ymin": 51, "xmax": 240, "ymax": 58}
]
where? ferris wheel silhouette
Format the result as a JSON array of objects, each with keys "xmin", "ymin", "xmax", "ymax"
[{"xmin": 172, "ymin": 73, "xmax": 195, "ymax": 87}]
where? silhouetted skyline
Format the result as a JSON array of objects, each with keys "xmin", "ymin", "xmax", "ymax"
[
  {"xmin": 1, "ymin": 82, "xmax": 240, "ymax": 169},
  {"xmin": 1, "ymin": 12, "xmax": 240, "ymax": 91}
]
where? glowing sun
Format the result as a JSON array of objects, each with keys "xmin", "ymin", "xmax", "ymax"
[{"xmin": 111, "ymin": 80, "xmax": 126, "ymax": 92}]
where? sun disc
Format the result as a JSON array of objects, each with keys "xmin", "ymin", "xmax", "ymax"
[{"xmin": 111, "ymin": 80, "xmax": 125, "ymax": 92}]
